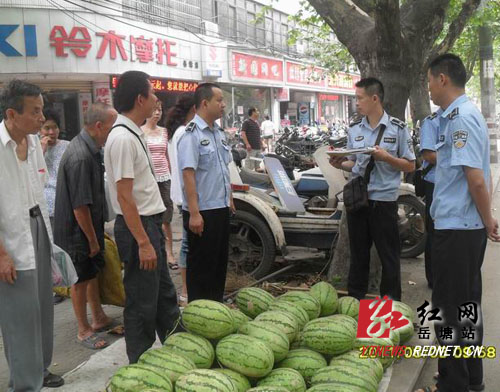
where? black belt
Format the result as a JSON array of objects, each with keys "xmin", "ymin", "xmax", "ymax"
[{"xmin": 29, "ymin": 205, "xmax": 41, "ymax": 218}]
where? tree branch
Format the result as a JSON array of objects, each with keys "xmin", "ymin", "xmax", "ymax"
[{"xmin": 351, "ymin": 0, "xmax": 376, "ymax": 16}]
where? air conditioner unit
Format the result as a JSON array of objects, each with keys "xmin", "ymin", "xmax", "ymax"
[{"xmin": 202, "ymin": 21, "xmax": 219, "ymax": 37}]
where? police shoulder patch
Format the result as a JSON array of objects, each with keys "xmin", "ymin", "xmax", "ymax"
[
  {"xmin": 390, "ymin": 117, "xmax": 406, "ymax": 129},
  {"xmin": 349, "ymin": 118, "xmax": 362, "ymax": 127},
  {"xmin": 448, "ymin": 107, "xmax": 459, "ymax": 120},
  {"xmin": 426, "ymin": 112, "xmax": 438, "ymax": 120},
  {"xmin": 185, "ymin": 122, "xmax": 196, "ymax": 133},
  {"xmin": 452, "ymin": 130, "xmax": 468, "ymax": 149}
]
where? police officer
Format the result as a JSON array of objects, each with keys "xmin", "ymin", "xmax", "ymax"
[
  {"xmin": 177, "ymin": 83, "xmax": 235, "ymax": 302},
  {"xmin": 415, "ymin": 54, "xmax": 500, "ymax": 392},
  {"xmin": 330, "ymin": 77, "xmax": 415, "ymax": 301},
  {"xmin": 419, "ymin": 108, "xmax": 442, "ymax": 289}
]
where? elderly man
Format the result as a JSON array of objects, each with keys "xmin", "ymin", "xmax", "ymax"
[
  {"xmin": 54, "ymin": 103, "xmax": 118, "ymax": 350},
  {"xmin": 0, "ymin": 79, "xmax": 64, "ymax": 390}
]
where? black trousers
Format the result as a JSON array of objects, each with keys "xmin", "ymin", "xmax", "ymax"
[
  {"xmin": 424, "ymin": 180, "xmax": 435, "ymax": 288},
  {"xmin": 114, "ymin": 214, "xmax": 180, "ymax": 364},
  {"xmin": 432, "ymin": 229, "xmax": 486, "ymax": 392},
  {"xmin": 346, "ymin": 200, "xmax": 401, "ymax": 300},
  {"xmin": 183, "ymin": 208, "xmax": 230, "ymax": 302}
]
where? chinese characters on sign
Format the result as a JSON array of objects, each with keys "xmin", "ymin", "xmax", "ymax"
[
  {"xmin": 231, "ymin": 52, "xmax": 283, "ymax": 82},
  {"xmin": 326, "ymin": 73, "xmax": 360, "ymax": 90},
  {"xmin": 111, "ymin": 75, "xmax": 198, "ymax": 93},
  {"xmin": 286, "ymin": 61, "xmax": 325, "ymax": 87}
]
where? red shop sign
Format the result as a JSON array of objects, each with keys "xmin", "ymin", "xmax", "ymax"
[
  {"xmin": 111, "ymin": 75, "xmax": 198, "ymax": 92},
  {"xmin": 231, "ymin": 52, "xmax": 283, "ymax": 82},
  {"xmin": 286, "ymin": 62, "xmax": 325, "ymax": 87},
  {"xmin": 326, "ymin": 73, "xmax": 360, "ymax": 91},
  {"xmin": 319, "ymin": 94, "xmax": 339, "ymax": 101}
]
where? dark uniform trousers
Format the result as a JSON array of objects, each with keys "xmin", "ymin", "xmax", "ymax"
[
  {"xmin": 424, "ymin": 180, "xmax": 435, "ymax": 288},
  {"xmin": 346, "ymin": 200, "xmax": 401, "ymax": 301},
  {"xmin": 114, "ymin": 213, "xmax": 180, "ymax": 364},
  {"xmin": 432, "ymin": 229, "xmax": 486, "ymax": 392},
  {"xmin": 183, "ymin": 207, "xmax": 230, "ymax": 302}
]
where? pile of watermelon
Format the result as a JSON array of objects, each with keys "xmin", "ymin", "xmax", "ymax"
[{"xmin": 108, "ymin": 282, "xmax": 415, "ymax": 392}]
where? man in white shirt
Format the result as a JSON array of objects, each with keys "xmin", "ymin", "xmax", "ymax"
[
  {"xmin": 261, "ymin": 115, "xmax": 276, "ymax": 152},
  {"xmin": 104, "ymin": 71, "xmax": 180, "ymax": 364},
  {"xmin": 0, "ymin": 80, "xmax": 64, "ymax": 390}
]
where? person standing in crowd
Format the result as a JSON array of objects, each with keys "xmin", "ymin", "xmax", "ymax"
[
  {"xmin": 54, "ymin": 103, "xmax": 118, "ymax": 350},
  {"xmin": 178, "ymin": 83, "xmax": 235, "ymax": 302},
  {"xmin": 241, "ymin": 107, "xmax": 264, "ymax": 170},
  {"xmin": 261, "ymin": 115, "xmax": 275, "ymax": 152},
  {"xmin": 39, "ymin": 108, "xmax": 69, "ymax": 230},
  {"xmin": 419, "ymin": 108, "xmax": 442, "ymax": 289},
  {"xmin": 0, "ymin": 80, "xmax": 64, "ymax": 390},
  {"xmin": 166, "ymin": 93, "xmax": 196, "ymax": 306},
  {"xmin": 416, "ymin": 54, "xmax": 500, "ymax": 392},
  {"xmin": 142, "ymin": 102, "xmax": 177, "ymax": 270},
  {"xmin": 104, "ymin": 71, "xmax": 179, "ymax": 364},
  {"xmin": 329, "ymin": 77, "xmax": 415, "ymax": 301}
]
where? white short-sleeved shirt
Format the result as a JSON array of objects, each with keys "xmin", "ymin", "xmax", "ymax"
[
  {"xmin": 168, "ymin": 125, "xmax": 186, "ymax": 206},
  {"xmin": 104, "ymin": 114, "xmax": 166, "ymax": 217},
  {"xmin": 261, "ymin": 120, "xmax": 275, "ymax": 137}
]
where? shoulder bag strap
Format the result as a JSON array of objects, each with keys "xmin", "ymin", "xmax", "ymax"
[{"xmin": 363, "ymin": 123, "xmax": 386, "ymax": 184}]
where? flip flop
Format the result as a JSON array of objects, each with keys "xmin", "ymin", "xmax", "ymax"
[
  {"xmin": 77, "ymin": 333, "xmax": 109, "ymax": 350},
  {"xmin": 168, "ymin": 262, "xmax": 179, "ymax": 270}
]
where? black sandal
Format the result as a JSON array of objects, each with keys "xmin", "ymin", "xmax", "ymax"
[{"xmin": 168, "ymin": 262, "xmax": 179, "ymax": 270}]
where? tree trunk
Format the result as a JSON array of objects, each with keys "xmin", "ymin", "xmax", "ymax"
[{"xmin": 409, "ymin": 71, "xmax": 432, "ymax": 125}]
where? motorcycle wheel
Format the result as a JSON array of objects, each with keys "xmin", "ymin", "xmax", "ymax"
[
  {"xmin": 398, "ymin": 195, "xmax": 426, "ymax": 258},
  {"xmin": 228, "ymin": 210, "xmax": 276, "ymax": 279},
  {"xmin": 275, "ymin": 145, "xmax": 283, "ymax": 155}
]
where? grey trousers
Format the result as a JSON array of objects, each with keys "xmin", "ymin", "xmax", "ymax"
[
  {"xmin": 244, "ymin": 149, "xmax": 261, "ymax": 170},
  {"xmin": 0, "ymin": 206, "xmax": 54, "ymax": 392}
]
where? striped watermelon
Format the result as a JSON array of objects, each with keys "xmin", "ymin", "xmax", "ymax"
[
  {"xmin": 182, "ymin": 300, "xmax": 234, "ymax": 339},
  {"xmin": 324, "ymin": 314, "xmax": 357, "ymax": 332},
  {"xmin": 309, "ymin": 282, "xmax": 338, "ymax": 316},
  {"xmin": 289, "ymin": 331, "xmax": 304, "ymax": 349},
  {"xmin": 175, "ymin": 369, "xmax": 237, "ymax": 392},
  {"xmin": 247, "ymin": 387, "xmax": 290, "ymax": 392},
  {"xmin": 231, "ymin": 308, "xmax": 252, "ymax": 331},
  {"xmin": 302, "ymin": 317, "xmax": 356, "ymax": 356},
  {"xmin": 216, "ymin": 334, "xmax": 274, "ymax": 378},
  {"xmin": 329, "ymin": 350, "xmax": 384, "ymax": 382},
  {"xmin": 108, "ymin": 363, "xmax": 173, "ymax": 392},
  {"xmin": 257, "ymin": 368, "xmax": 306, "ymax": 392},
  {"xmin": 255, "ymin": 311, "xmax": 300, "ymax": 342},
  {"xmin": 310, "ymin": 365, "xmax": 379, "ymax": 392},
  {"xmin": 276, "ymin": 348, "xmax": 327, "ymax": 384},
  {"xmin": 137, "ymin": 347, "xmax": 196, "ymax": 383},
  {"xmin": 337, "ymin": 296, "xmax": 360, "ymax": 319},
  {"xmin": 235, "ymin": 287, "xmax": 275, "ymax": 318},
  {"xmin": 238, "ymin": 320, "xmax": 290, "ymax": 362},
  {"xmin": 392, "ymin": 301, "xmax": 415, "ymax": 323},
  {"xmin": 305, "ymin": 382, "xmax": 368, "ymax": 392},
  {"xmin": 396, "ymin": 315, "xmax": 414, "ymax": 344},
  {"xmin": 354, "ymin": 337, "xmax": 394, "ymax": 369},
  {"xmin": 163, "ymin": 332, "xmax": 214, "ymax": 369},
  {"xmin": 279, "ymin": 291, "xmax": 321, "ymax": 320},
  {"xmin": 390, "ymin": 327, "xmax": 401, "ymax": 346},
  {"xmin": 215, "ymin": 369, "xmax": 251, "ymax": 392},
  {"xmin": 269, "ymin": 300, "xmax": 310, "ymax": 330}
]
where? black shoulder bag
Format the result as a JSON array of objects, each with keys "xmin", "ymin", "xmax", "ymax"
[
  {"xmin": 413, "ymin": 164, "xmax": 434, "ymax": 197},
  {"xmin": 343, "ymin": 124, "xmax": 386, "ymax": 213}
]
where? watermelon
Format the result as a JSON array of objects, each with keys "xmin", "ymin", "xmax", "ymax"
[
  {"xmin": 216, "ymin": 334, "xmax": 274, "ymax": 378},
  {"xmin": 329, "ymin": 350, "xmax": 384, "ymax": 382},
  {"xmin": 289, "ymin": 331, "xmax": 304, "ymax": 349},
  {"xmin": 257, "ymin": 368, "xmax": 306, "ymax": 392},
  {"xmin": 108, "ymin": 363, "xmax": 173, "ymax": 392},
  {"xmin": 392, "ymin": 301, "xmax": 415, "ymax": 323},
  {"xmin": 238, "ymin": 320, "xmax": 290, "ymax": 362},
  {"xmin": 231, "ymin": 308, "xmax": 252, "ymax": 331},
  {"xmin": 395, "ymin": 316, "xmax": 414, "ymax": 344},
  {"xmin": 302, "ymin": 317, "xmax": 356, "ymax": 356},
  {"xmin": 309, "ymin": 282, "xmax": 338, "ymax": 316},
  {"xmin": 390, "ymin": 327, "xmax": 401, "ymax": 346},
  {"xmin": 175, "ymin": 369, "xmax": 237, "ymax": 392},
  {"xmin": 337, "ymin": 296, "xmax": 360, "ymax": 319},
  {"xmin": 276, "ymin": 348, "xmax": 327, "ymax": 384},
  {"xmin": 181, "ymin": 300, "xmax": 234, "ymax": 339},
  {"xmin": 278, "ymin": 291, "xmax": 321, "ymax": 320},
  {"xmin": 163, "ymin": 332, "xmax": 215, "ymax": 368},
  {"xmin": 255, "ymin": 311, "xmax": 300, "ymax": 342},
  {"xmin": 305, "ymin": 382, "xmax": 367, "ymax": 392},
  {"xmin": 215, "ymin": 369, "xmax": 251, "ymax": 392},
  {"xmin": 137, "ymin": 347, "xmax": 195, "ymax": 382},
  {"xmin": 325, "ymin": 314, "xmax": 357, "ymax": 332},
  {"xmin": 247, "ymin": 387, "xmax": 290, "ymax": 392},
  {"xmin": 269, "ymin": 300, "xmax": 310, "ymax": 330},
  {"xmin": 236, "ymin": 287, "xmax": 275, "ymax": 318},
  {"xmin": 354, "ymin": 337, "xmax": 394, "ymax": 369},
  {"xmin": 310, "ymin": 365, "xmax": 379, "ymax": 392}
]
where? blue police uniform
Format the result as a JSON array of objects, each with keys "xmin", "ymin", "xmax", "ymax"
[
  {"xmin": 430, "ymin": 95, "xmax": 489, "ymax": 392},
  {"xmin": 419, "ymin": 108, "xmax": 442, "ymax": 288},
  {"xmin": 177, "ymin": 113, "xmax": 233, "ymax": 302},
  {"xmin": 345, "ymin": 112, "xmax": 415, "ymax": 301}
]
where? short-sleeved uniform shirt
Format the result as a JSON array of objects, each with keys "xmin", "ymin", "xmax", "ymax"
[
  {"xmin": 420, "ymin": 109, "xmax": 443, "ymax": 183},
  {"xmin": 104, "ymin": 114, "xmax": 166, "ymax": 217},
  {"xmin": 177, "ymin": 114, "xmax": 232, "ymax": 211},
  {"xmin": 347, "ymin": 112, "xmax": 415, "ymax": 202},
  {"xmin": 54, "ymin": 129, "xmax": 107, "ymax": 258},
  {"xmin": 241, "ymin": 118, "xmax": 261, "ymax": 149},
  {"xmin": 430, "ymin": 95, "xmax": 490, "ymax": 230}
]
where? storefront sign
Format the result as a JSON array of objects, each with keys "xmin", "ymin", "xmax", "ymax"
[
  {"xmin": 319, "ymin": 94, "xmax": 339, "ymax": 101},
  {"xmin": 275, "ymin": 87, "xmax": 290, "ymax": 102},
  {"xmin": 326, "ymin": 73, "xmax": 360, "ymax": 91},
  {"xmin": 202, "ymin": 43, "xmax": 225, "ymax": 78},
  {"xmin": 298, "ymin": 102, "xmax": 310, "ymax": 125},
  {"xmin": 78, "ymin": 93, "xmax": 92, "ymax": 129},
  {"xmin": 286, "ymin": 62, "xmax": 325, "ymax": 87},
  {"xmin": 111, "ymin": 75, "xmax": 198, "ymax": 92},
  {"xmin": 93, "ymin": 82, "xmax": 113, "ymax": 106},
  {"xmin": 231, "ymin": 51, "xmax": 283, "ymax": 83}
]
